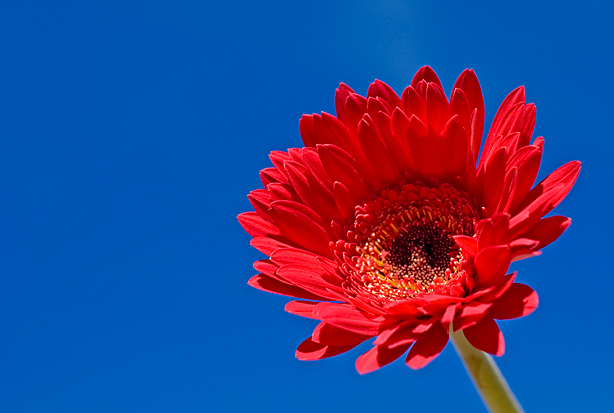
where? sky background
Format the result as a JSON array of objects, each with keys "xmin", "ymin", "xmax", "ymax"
[{"xmin": 0, "ymin": 1, "xmax": 611, "ymax": 412}]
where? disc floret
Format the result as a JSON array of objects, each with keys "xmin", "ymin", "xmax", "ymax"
[{"xmin": 340, "ymin": 181, "xmax": 479, "ymax": 302}]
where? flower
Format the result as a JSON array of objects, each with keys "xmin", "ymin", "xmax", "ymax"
[{"xmin": 239, "ymin": 66, "xmax": 580, "ymax": 374}]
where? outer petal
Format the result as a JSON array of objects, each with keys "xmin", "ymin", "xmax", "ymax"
[
  {"xmin": 463, "ymin": 318, "xmax": 505, "ymax": 356},
  {"xmin": 335, "ymin": 83, "xmax": 355, "ymax": 124},
  {"xmin": 269, "ymin": 200, "xmax": 333, "ymax": 259},
  {"xmin": 250, "ymin": 236, "xmax": 295, "ymax": 255},
  {"xmin": 405, "ymin": 323, "xmax": 449, "ymax": 369},
  {"xmin": 507, "ymin": 145, "xmax": 543, "ymax": 213},
  {"xmin": 401, "ymin": 85, "xmax": 426, "ymax": 122},
  {"xmin": 509, "ymin": 183, "xmax": 566, "ymax": 237},
  {"xmin": 248, "ymin": 274, "xmax": 328, "ymax": 301},
  {"xmin": 453, "ymin": 235, "xmax": 477, "ymax": 257},
  {"xmin": 276, "ymin": 265, "xmax": 343, "ymax": 299},
  {"xmin": 312, "ymin": 322, "xmax": 374, "ymax": 346},
  {"xmin": 453, "ymin": 302, "xmax": 492, "ymax": 331},
  {"xmin": 285, "ymin": 300, "xmax": 320, "ymax": 319},
  {"xmin": 514, "ymin": 160, "xmax": 581, "ymax": 216},
  {"xmin": 489, "ymin": 283, "xmax": 538, "ymax": 320},
  {"xmin": 453, "ymin": 69, "xmax": 484, "ymax": 161},
  {"xmin": 474, "ymin": 245, "xmax": 512, "ymax": 288},
  {"xmin": 480, "ymin": 86, "xmax": 526, "ymax": 170},
  {"xmin": 356, "ymin": 342, "xmax": 412, "ymax": 374},
  {"xmin": 296, "ymin": 337, "xmax": 360, "ymax": 360},
  {"xmin": 357, "ymin": 117, "xmax": 400, "ymax": 185},
  {"xmin": 314, "ymin": 303, "xmax": 382, "ymax": 336},
  {"xmin": 317, "ymin": 144, "xmax": 370, "ymax": 201},
  {"xmin": 411, "ymin": 66, "xmax": 443, "ymax": 90},
  {"xmin": 481, "ymin": 146, "xmax": 508, "ymax": 215},
  {"xmin": 438, "ymin": 115, "xmax": 468, "ymax": 180},
  {"xmin": 367, "ymin": 79, "xmax": 401, "ymax": 108},
  {"xmin": 406, "ymin": 115, "xmax": 445, "ymax": 178},
  {"xmin": 425, "ymin": 82, "xmax": 450, "ymax": 135},
  {"xmin": 523, "ymin": 215, "xmax": 571, "ymax": 250},
  {"xmin": 237, "ymin": 211, "xmax": 281, "ymax": 237}
]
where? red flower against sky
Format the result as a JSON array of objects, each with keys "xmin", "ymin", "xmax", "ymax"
[{"xmin": 239, "ymin": 66, "xmax": 580, "ymax": 374}]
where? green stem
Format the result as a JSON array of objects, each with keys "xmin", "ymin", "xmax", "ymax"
[{"xmin": 449, "ymin": 329, "xmax": 524, "ymax": 413}]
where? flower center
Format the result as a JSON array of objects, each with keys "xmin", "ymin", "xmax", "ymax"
[
  {"xmin": 385, "ymin": 222, "xmax": 459, "ymax": 285},
  {"xmin": 340, "ymin": 181, "xmax": 479, "ymax": 302}
]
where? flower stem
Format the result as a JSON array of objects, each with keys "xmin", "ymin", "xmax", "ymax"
[{"xmin": 449, "ymin": 329, "xmax": 524, "ymax": 413}]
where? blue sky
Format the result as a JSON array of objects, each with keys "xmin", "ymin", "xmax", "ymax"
[{"xmin": 0, "ymin": 1, "xmax": 611, "ymax": 411}]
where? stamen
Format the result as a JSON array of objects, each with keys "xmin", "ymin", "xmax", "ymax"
[{"xmin": 337, "ymin": 181, "xmax": 479, "ymax": 302}]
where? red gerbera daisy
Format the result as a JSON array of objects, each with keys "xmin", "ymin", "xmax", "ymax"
[{"xmin": 239, "ymin": 66, "xmax": 580, "ymax": 374}]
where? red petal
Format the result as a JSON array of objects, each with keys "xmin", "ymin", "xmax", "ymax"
[
  {"xmin": 344, "ymin": 93, "xmax": 368, "ymax": 135},
  {"xmin": 335, "ymin": 83, "xmax": 355, "ymax": 124},
  {"xmin": 471, "ymin": 272, "xmax": 517, "ymax": 304},
  {"xmin": 495, "ymin": 167, "xmax": 517, "ymax": 214},
  {"xmin": 367, "ymin": 80, "xmax": 401, "ymax": 108},
  {"xmin": 441, "ymin": 304, "xmax": 459, "ymax": 331},
  {"xmin": 377, "ymin": 110, "xmax": 413, "ymax": 174},
  {"xmin": 454, "ymin": 302, "xmax": 492, "ymax": 331},
  {"xmin": 438, "ymin": 115, "xmax": 468, "ymax": 179},
  {"xmin": 260, "ymin": 167, "xmax": 287, "ymax": 186},
  {"xmin": 355, "ymin": 343, "xmax": 412, "ymax": 374},
  {"xmin": 411, "ymin": 66, "xmax": 443, "ymax": 91},
  {"xmin": 253, "ymin": 259, "xmax": 278, "ymax": 277},
  {"xmin": 509, "ymin": 237, "xmax": 539, "ymax": 258},
  {"xmin": 373, "ymin": 321, "xmax": 415, "ymax": 346},
  {"xmin": 301, "ymin": 147, "xmax": 335, "ymax": 189},
  {"xmin": 474, "ymin": 245, "xmax": 511, "ymax": 288},
  {"xmin": 332, "ymin": 181, "xmax": 356, "ymax": 222},
  {"xmin": 523, "ymin": 215, "xmax": 571, "ymax": 250},
  {"xmin": 269, "ymin": 151, "xmax": 291, "ymax": 180},
  {"xmin": 300, "ymin": 114, "xmax": 316, "ymax": 147},
  {"xmin": 481, "ymin": 146, "xmax": 508, "ymax": 215},
  {"xmin": 489, "ymin": 283, "xmax": 538, "ymax": 320},
  {"xmin": 285, "ymin": 300, "xmax": 320, "ymax": 319},
  {"xmin": 507, "ymin": 145, "xmax": 543, "ymax": 213},
  {"xmin": 425, "ymin": 82, "xmax": 450, "ymax": 135},
  {"xmin": 514, "ymin": 160, "xmax": 581, "ymax": 215},
  {"xmin": 250, "ymin": 236, "xmax": 295, "ymax": 255},
  {"xmin": 317, "ymin": 144, "xmax": 370, "ymax": 201},
  {"xmin": 453, "ymin": 69, "xmax": 484, "ymax": 161},
  {"xmin": 463, "ymin": 318, "xmax": 505, "ymax": 356},
  {"xmin": 453, "ymin": 235, "xmax": 477, "ymax": 256},
  {"xmin": 312, "ymin": 322, "xmax": 374, "ymax": 346},
  {"xmin": 475, "ymin": 213, "xmax": 511, "ymax": 251},
  {"xmin": 237, "ymin": 212, "xmax": 280, "ymax": 237},
  {"xmin": 248, "ymin": 189, "xmax": 274, "ymax": 221},
  {"xmin": 314, "ymin": 303, "xmax": 382, "ymax": 336},
  {"xmin": 276, "ymin": 265, "xmax": 343, "ymax": 299},
  {"xmin": 296, "ymin": 337, "xmax": 359, "ymax": 360},
  {"xmin": 285, "ymin": 161, "xmax": 342, "ymax": 223},
  {"xmin": 383, "ymin": 299, "xmax": 426, "ymax": 318},
  {"xmin": 406, "ymin": 115, "xmax": 444, "ymax": 178},
  {"xmin": 269, "ymin": 200, "xmax": 333, "ymax": 259},
  {"xmin": 401, "ymin": 85, "xmax": 426, "ymax": 122},
  {"xmin": 449, "ymin": 88, "xmax": 472, "ymax": 134},
  {"xmin": 314, "ymin": 113, "xmax": 374, "ymax": 180},
  {"xmin": 267, "ymin": 182, "xmax": 295, "ymax": 202},
  {"xmin": 357, "ymin": 117, "xmax": 399, "ymax": 185},
  {"xmin": 481, "ymin": 86, "xmax": 526, "ymax": 167},
  {"xmin": 272, "ymin": 248, "xmax": 339, "ymax": 279},
  {"xmin": 248, "ymin": 274, "xmax": 327, "ymax": 300},
  {"xmin": 405, "ymin": 323, "xmax": 449, "ymax": 369},
  {"xmin": 519, "ymin": 103, "xmax": 536, "ymax": 148},
  {"xmin": 366, "ymin": 96, "xmax": 392, "ymax": 118}
]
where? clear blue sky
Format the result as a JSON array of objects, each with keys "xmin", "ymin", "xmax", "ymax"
[{"xmin": 0, "ymin": 1, "xmax": 610, "ymax": 411}]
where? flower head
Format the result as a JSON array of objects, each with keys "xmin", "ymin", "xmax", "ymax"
[{"xmin": 239, "ymin": 66, "xmax": 580, "ymax": 374}]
